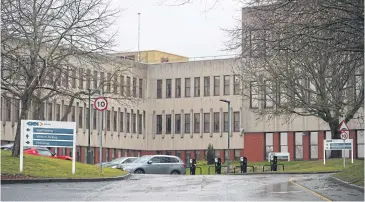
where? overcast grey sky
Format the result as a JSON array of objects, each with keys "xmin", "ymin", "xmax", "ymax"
[{"xmin": 111, "ymin": 0, "xmax": 242, "ymax": 58}]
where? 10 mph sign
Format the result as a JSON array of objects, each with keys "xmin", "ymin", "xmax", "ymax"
[{"xmin": 94, "ymin": 97, "xmax": 108, "ymax": 111}]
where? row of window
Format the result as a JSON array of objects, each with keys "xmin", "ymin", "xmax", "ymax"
[
  {"xmin": 156, "ymin": 75, "xmax": 241, "ymax": 99},
  {"xmin": 155, "ymin": 111, "xmax": 240, "ymax": 134},
  {"xmin": 249, "ymin": 74, "xmax": 363, "ymax": 109},
  {"xmin": 0, "ymin": 97, "xmax": 145, "ymax": 134}
]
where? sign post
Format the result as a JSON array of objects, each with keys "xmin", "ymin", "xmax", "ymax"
[
  {"xmin": 20, "ymin": 120, "xmax": 76, "ymax": 174},
  {"xmin": 323, "ymin": 139, "xmax": 353, "ymax": 166},
  {"xmin": 94, "ymin": 90, "xmax": 108, "ymax": 175},
  {"xmin": 339, "ymin": 120, "xmax": 350, "ymax": 168}
]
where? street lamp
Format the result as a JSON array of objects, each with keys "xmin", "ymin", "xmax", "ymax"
[
  {"xmin": 87, "ymin": 88, "xmax": 91, "ymax": 164},
  {"xmin": 219, "ymin": 99, "xmax": 231, "ymax": 174}
]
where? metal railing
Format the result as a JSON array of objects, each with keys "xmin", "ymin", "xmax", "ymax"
[
  {"xmin": 233, "ymin": 166, "xmax": 255, "ymax": 173},
  {"xmin": 186, "ymin": 167, "xmax": 202, "ymax": 175},
  {"xmin": 262, "ymin": 164, "xmax": 285, "ymax": 172}
]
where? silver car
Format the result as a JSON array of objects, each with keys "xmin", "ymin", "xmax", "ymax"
[{"xmin": 122, "ymin": 155, "xmax": 186, "ymax": 175}]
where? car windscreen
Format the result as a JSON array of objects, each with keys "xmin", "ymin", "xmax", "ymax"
[
  {"xmin": 110, "ymin": 157, "xmax": 126, "ymax": 164},
  {"xmin": 132, "ymin": 156, "xmax": 150, "ymax": 163}
]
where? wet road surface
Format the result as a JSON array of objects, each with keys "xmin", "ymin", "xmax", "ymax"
[{"xmin": 2, "ymin": 174, "xmax": 364, "ymax": 201}]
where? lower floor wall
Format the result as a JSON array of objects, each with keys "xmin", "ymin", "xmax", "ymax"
[{"xmin": 2, "ymin": 129, "xmax": 364, "ymax": 164}]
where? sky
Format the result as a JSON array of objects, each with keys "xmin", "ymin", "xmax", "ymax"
[{"xmin": 110, "ymin": 0, "xmax": 243, "ymax": 58}]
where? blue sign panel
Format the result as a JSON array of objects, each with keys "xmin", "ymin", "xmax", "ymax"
[
  {"xmin": 33, "ymin": 128, "xmax": 74, "ymax": 134},
  {"xmin": 32, "ymin": 140, "xmax": 73, "ymax": 147},
  {"xmin": 33, "ymin": 134, "xmax": 74, "ymax": 141}
]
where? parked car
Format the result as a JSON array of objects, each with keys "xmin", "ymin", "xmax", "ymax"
[
  {"xmin": 104, "ymin": 157, "xmax": 138, "ymax": 169},
  {"xmin": 122, "ymin": 155, "xmax": 186, "ymax": 175},
  {"xmin": 0, "ymin": 143, "xmax": 72, "ymax": 160}
]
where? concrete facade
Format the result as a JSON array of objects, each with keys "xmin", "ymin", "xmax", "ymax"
[{"xmin": 1, "ymin": 57, "xmax": 364, "ymax": 163}]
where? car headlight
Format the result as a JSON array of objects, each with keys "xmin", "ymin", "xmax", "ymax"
[{"xmin": 112, "ymin": 165, "xmax": 117, "ymax": 169}]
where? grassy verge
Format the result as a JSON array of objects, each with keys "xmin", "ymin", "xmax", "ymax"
[
  {"xmin": 1, "ymin": 150, "xmax": 127, "ymax": 179},
  {"xmin": 186, "ymin": 159, "xmax": 364, "ymax": 175},
  {"xmin": 333, "ymin": 163, "xmax": 364, "ymax": 187}
]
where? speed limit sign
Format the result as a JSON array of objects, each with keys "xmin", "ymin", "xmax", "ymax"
[{"xmin": 94, "ymin": 97, "xmax": 108, "ymax": 111}]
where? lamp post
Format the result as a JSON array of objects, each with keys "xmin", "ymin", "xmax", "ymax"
[
  {"xmin": 219, "ymin": 99, "xmax": 231, "ymax": 174},
  {"xmin": 87, "ymin": 88, "xmax": 91, "ymax": 164}
]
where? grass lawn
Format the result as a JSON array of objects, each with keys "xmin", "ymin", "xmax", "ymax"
[
  {"xmin": 186, "ymin": 159, "xmax": 364, "ymax": 175},
  {"xmin": 1, "ymin": 150, "xmax": 127, "ymax": 179},
  {"xmin": 333, "ymin": 162, "xmax": 364, "ymax": 187}
]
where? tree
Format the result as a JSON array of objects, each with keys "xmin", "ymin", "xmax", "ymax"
[
  {"xmin": 1, "ymin": 0, "xmax": 136, "ymax": 157},
  {"xmin": 206, "ymin": 143, "xmax": 215, "ymax": 165},
  {"xmin": 232, "ymin": 0, "xmax": 364, "ymax": 157}
]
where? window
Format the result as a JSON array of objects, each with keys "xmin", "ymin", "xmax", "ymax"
[
  {"xmin": 93, "ymin": 109, "xmax": 97, "ymax": 130},
  {"xmin": 93, "ymin": 70, "xmax": 98, "ymax": 89},
  {"xmin": 194, "ymin": 77, "xmax": 200, "ymax": 97},
  {"xmin": 234, "ymin": 150, "xmax": 241, "ymax": 161},
  {"xmin": 175, "ymin": 78, "xmax": 181, "ymax": 98},
  {"xmin": 63, "ymin": 105, "xmax": 68, "ymax": 121},
  {"xmin": 56, "ymin": 104, "xmax": 60, "ymax": 121},
  {"xmin": 100, "ymin": 72, "xmax": 104, "ymax": 91},
  {"xmin": 133, "ymin": 78, "xmax": 137, "ymax": 97},
  {"xmin": 113, "ymin": 75, "xmax": 118, "ymax": 94},
  {"xmin": 156, "ymin": 115, "xmax": 162, "ymax": 134},
  {"xmin": 185, "ymin": 78, "xmax": 191, "ymax": 97},
  {"xmin": 119, "ymin": 112, "xmax": 124, "ymax": 132},
  {"xmin": 213, "ymin": 112, "xmax": 219, "ymax": 133},
  {"xmin": 107, "ymin": 73, "xmax": 111, "ymax": 92},
  {"xmin": 157, "ymin": 79, "xmax": 162, "ymax": 99},
  {"xmin": 204, "ymin": 113, "xmax": 210, "ymax": 133},
  {"xmin": 78, "ymin": 107, "xmax": 83, "ymax": 128},
  {"xmin": 265, "ymin": 80, "xmax": 274, "ymax": 108},
  {"xmin": 250, "ymin": 81, "xmax": 259, "ymax": 108},
  {"xmin": 120, "ymin": 75, "xmax": 124, "ymax": 96},
  {"xmin": 166, "ymin": 79, "xmax": 172, "ymax": 98},
  {"xmin": 105, "ymin": 148, "xmax": 109, "ymax": 161},
  {"xmin": 224, "ymin": 75, "xmax": 230, "ymax": 95},
  {"xmin": 138, "ymin": 114, "xmax": 142, "ymax": 134},
  {"xmin": 106, "ymin": 110, "xmax": 110, "ymax": 131},
  {"xmin": 204, "ymin": 77, "xmax": 210, "ymax": 96},
  {"xmin": 71, "ymin": 106, "xmax": 75, "ymax": 122},
  {"xmin": 86, "ymin": 108, "xmax": 90, "ymax": 129},
  {"xmin": 223, "ymin": 112, "xmax": 228, "ymax": 132},
  {"xmin": 175, "ymin": 114, "xmax": 181, "ymax": 133},
  {"xmin": 355, "ymin": 74, "xmax": 363, "ymax": 98},
  {"xmin": 214, "ymin": 76, "xmax": 220, "ymax": 96},
  {"xmin": 280, "ymin": 132, "xmax": 288, "ymax": 152},
  {"xmin": 37, "ymin": 149, "xmax": 53, "ymax": 156},
  {"xmin": 132, "ymin": 113, "xmax": 136, "ymax": 133},
  {"xmin": 194, "ymin": 113, "xmax": 200, "ymax": 133},
  {"xmin": 310, "ymin": 132, "xmax": 318, "ymax": 159},
  {"xmin": 233, "ymin": 112, "xmax": 239, "ymax": 132},
  {"xmin": 86, "ymin": 69, "xmax": 91, "ymax": 89},
  {"xmin": 184, "ymin": 114, "xmax": 190, "ymax": 133},
  {"xmin": 195, "ymin": 151, "xmax": 201, "ymax": 160},
  {"xmin": 139, "ymin": 79, "xmax": 143, "ymax": 98},
  {"xmin": 265, "ymin": 133, "xmax": 274, "ymax": 160},
  {"xmin": 166, "ymin": 114, "xmax": 172, "ymax": 134},
  {"xmin": 79, "ymin": 68, "xmax": 84, "ymax": 89},
  {"xmin": 295, "ymin": 132, "xmax": 303, "ymax": 159},
  {"xmin": 234, "ymin": 75, "xmax": 240, "ymax": 95},
  {"xmin": 113, "ymin": 111, "xmax": 117, "ymax": 132},
  {"xmin": 72, "ymin": 68, "xmax": 76, "ymax": 88},
  {"xmin": 279, "ymin": 84, "xmax": 288, "ymax": 106},
  {"xmin": 4, "ymin": 97, "xmax": 11, "ymax": 121},
  {"xmin": 126, "ymin": 113, "xmax": 130, "ymax": 133},
  {"xmin": 64, "ymin": 67, "xmax": 70, "ymax": 88},
  {"xmin": 126, "ymin": 77, "xmax": 131, "ymax": 97},
  {"xmin": 48, "ymin": 103, "xmax": 53, "ymax": 121}
]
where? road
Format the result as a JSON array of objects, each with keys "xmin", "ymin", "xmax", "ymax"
[{"xmin": 1, "ymin": 174, "xmax": 364, "ymax": 201}]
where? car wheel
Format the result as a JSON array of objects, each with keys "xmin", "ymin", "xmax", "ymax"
[
  {"xmin": 171, "ymin": 170, "xmax": 180, "ymax": 175},
  {"xmin": 134, "ymin": 169, "xmax": 145, "ymax": 174}
]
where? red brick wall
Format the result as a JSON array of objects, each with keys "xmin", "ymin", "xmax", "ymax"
[
  {"xmin": 95, "ymin": 147, "xmax": 99, "ymax": 163},
  {"xmin": 200, "ymin": 150, "xmax": 205, "ymax": 161},
  {"xmin": 303, "ymin": 133, "xmax": 310, "ymax": 160},
  {"xmin": 230, "ymin": 150, "xmax": 234, "ymax": 161},
  {"xmin": 318, "ymin": 131, "xmax": 325, "ymax": 159},
  {"xmin": 80, "ymin": 146, "xmax": 85, "ymax": 163},
  {"xmin": 273, "ymin": 132, "xmax": 280, "ymax": 152},
  {"xmin": 243, "ymin": 133, "xmax": 265, "ymax": 162},
  {"xmin": 102, "ymin": 148, "xmax": 106, "ymax": 162},
  {"xmin": 288, "ymin": 132, "xmax": 295, "ymax": 161},
  {"xmin": 181, "ymin": 151, "xmax": 186, "ymax": 163},
  {"xmin": 190, "ymin": 151, "xmax": 195, "ymax": 159},
  {"xmin": 350, "ymin": 130, "xmax": 357, "ymax": 159},
  {"xmin": 220, "ymin": 150, "xmax": 225, "ymax": 162}
]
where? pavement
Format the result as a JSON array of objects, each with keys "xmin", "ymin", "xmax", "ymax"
[{"xmin": 1, "ymin": 173, "xmax": 364, "ymax": 201}]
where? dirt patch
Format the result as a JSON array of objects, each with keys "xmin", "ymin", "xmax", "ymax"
[{"xmin": 1, "ymin": 173, "xmax": 35, "ymax": 180}]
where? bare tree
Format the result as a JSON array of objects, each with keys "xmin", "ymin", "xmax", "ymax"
[
  {"xmin": 232, "ymin": 0, "xmax": 364, "ymax": 157},
  {"xmin": 1, "ymin": 0, "xmax": 138, "ymax": 157}
]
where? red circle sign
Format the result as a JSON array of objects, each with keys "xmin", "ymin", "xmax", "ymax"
[
  {"xmin": 94, "ymin": 97, "xmax": 108, "ymax": 111},
  {"xmin": 340, "ymin": 132, "xmax": 348, "ymax": 140}
]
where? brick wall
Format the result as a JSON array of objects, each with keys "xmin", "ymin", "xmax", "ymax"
[{"xmin": 243, "ymin": 132, "xmax": 265, "ymax": 162}]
